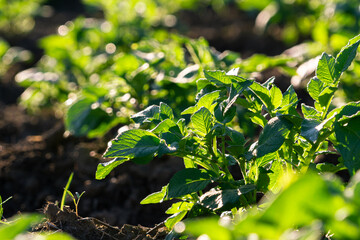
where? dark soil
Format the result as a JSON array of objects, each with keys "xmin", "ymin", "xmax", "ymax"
[{"xmin": 38, "ymin": 203, "xmax": 168, "ymax": 240}]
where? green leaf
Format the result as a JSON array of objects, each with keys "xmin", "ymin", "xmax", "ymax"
[
  {"xmin": 336, "ymin": 102, "xmax": 360, "ymax": 124},
  {"xmin": 199, "ymin": 185, "xmax": 256, "ymax": 211},
  {"xmin": 227, "ymin": 80, "xmax": 253, "ymax": 110},
  {"xmin": 65, "ymin": 98, "xmax": 115, "ymax": 137},
  {"xmin": 307, "ymin": 77, "xmax": 336, "ymax": 112},
  {"xmin": 141, "ymin": 185, "xmax": 168, "ymax": 204},
  {"xmin": 335, "ymin": 117, "xmax": 360, "ymax": 176},
  {"xmin": 249, "ymin": 82, "xmax": 272, "ymax": 111},
  {"xmin": 196, "ymin": 78, "xmax": 211, "ymax": 90},
  {"xmin": 95, "ymin": 158, "xmax": 129, "ymax": 180},
  {"xmin": 262, "ymin": 76, "xmax": 275, "ymax": 88},
  {"xmin": 225, "ymin": 126, "xmax": 245, "ymax": 145},
  {"xmin": 318, "ymin": 87, "xmax": 336, "ymax": 112},
  {"xmin": 225, "ymin": 126, "xmax": 246, "ymax": 157},
  {"xmin": 270, "ymin": 85, "xmax": 282, "ymax": 110},
  {"xmin": 166, "ymin": 202, "xmax": 194, "ymax": 214},
  {"xmin": 316, "ymin": 52, "xmax": 336, "ymax": 85},
  {"xmin": 256, "ymin": 152, "xmax": 277, "ymax": 168},
  {"xmin": 214, "ymin": 101, "xmax": 236, "ymax": 124},
  {"xmin": 301, "ymin": 104, "xmax": 321, "ymax": 120},
  {"xmin": 158, "ymin": 141, "xmax": 178, "ymax": 157},
  {"xmin": 235, "ymin": 174, "xmax": 350, "ymax": 239},
  {"xmin": 181, "ymin": 90, "xmax": 220, "ymax": 115},
  {"xmin": 256, "ymin": 116, "xmax": 293, "ymax": 158},
  {"xmin": 316, "ymin": 162, "xmax": 345, "ymax": 173},
  {"xmin": 300, "ymin": 119, "xmax": 323, "ymax": 143},
  {"xmin": 165, "ymin": 211, "xmax": 187, "ymax": 230},
  {"xmin": 103, "ymin": 129, "xmax": 160, "ymax": 164},
  {"xmin": 160, "ymin": 102, "xmax": 174, "ymax": 120},
  {"xmin": 195, "ymin": 90, "xmax": 221, "ymax": 112},
  {"xmin": 257, "ymin": 159, "xmax": 284, "ymax": 193},
  {"xmin": 307, "ymin": 77, "xmax": 325, "ymax": 102},
  {"xmin": 191, "ymin": 107, "xmax": 213, "ymax": 136},
  {"xmin": 248, "ymin": 112, "xmax": 267, "ymax": 128},
  {"xmin": 204, "ymin": 69, "xmax": 247, "ymax": 85},
  {"xmin": 131, "ymin": 105, "xmax": 160, "ymax": 124},
  {"xmin": 177, "ymin": 118, "xmax": 186, "ymax": 135},
  {"xmin": 40, "ymin": 232, "xmax": 76, "ymax": 239},
  {"xmin": 152, "ymin": 119, "xmax": 181, "ymax": 136},
  {"xmin": 205, "ymin": 70, "xmax": 229, "ymax": 84},
  {"xmin": 279, "ymin": 85, "xmax": 298, "ymax": 113},
  {"xmin": 185, "ymin": 217, "xmax": 232, "ymax": 240},
  {"xmin": 335, "ymin": 34, "xmax": 360, "ymax": 79},
  {"xmin": 0, "ymin": 214, "xmax": 43, "ymax": 239},
  {"xmin": 167, "ymin": 168, "xmax": 213, "ymax": 198},
  {"xmin": 346, "ymin": 170, "xmax": 360, "ymax": 205},
  {"xmin": 267, "ymin": 160, "xmax": 285, "ymax": 193}
]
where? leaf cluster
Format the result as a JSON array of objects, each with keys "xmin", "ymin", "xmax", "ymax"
[
  {"xmin": 100, "ymin": 34, "xmax": 360, "ymax": 232},
  {"xmin": 15, "ymin": 1, "xmax": 293, "ymax": 139}
]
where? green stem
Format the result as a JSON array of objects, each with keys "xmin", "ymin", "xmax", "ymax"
[
  {"xmin": 321, "ymin": 92, "xmax": 336, "ymax": 120},
  {"xmin": 238, "ymin": 157, "xmax": 248, "ymax": 184},
  {"xmin": 223, "ymin": 166, "xmax": 234, "ymax": 181},
  {"xmin": 220, "ymin": 123, "xmax": 234, "ymax": 181},
  {"xmin": 185, "ymin": 43, "xmax": 202, "ymax": 67},
  {"xmin": 301, "ymin": 130, "xmax": 334, "ymax": 173}
]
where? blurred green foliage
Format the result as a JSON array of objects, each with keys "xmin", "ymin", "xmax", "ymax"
[
  {"xmin": 183, "ymin": 171, "xmax": 360, "ymax": 240},
  {"xmin": 0, "ymin": 0, "xmax": 43, "ymax": 35},
  {"xmin": 0, "ymin": 214, "xmax": 75, "ymax": 240},
  {"xmin": 16, "ymin": 0, "xmax": 292, "ymax": 138},
  {"xmin": 236, "ymin": 0, "xmax": 360, "ymax": 51},
  {"xmin": 16, "ymin": 15, "xmax": 240, "ymax": 137},
  {"xmin": 0, "ymin": 38, "xmax": 32, "ymax": 79}
]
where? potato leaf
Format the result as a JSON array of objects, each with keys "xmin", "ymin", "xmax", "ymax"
[
  {"xmin": 191, "ymin": 107, "xmax": 213, "ymax": 136},
  {"xmin": 307, "ymin": 77, "xmax": 326, "ymax": 102},
  {"xmin": 165, "ymin": 211, "xmax": 188, "ymax": 230},
  {"xmin": 166, "ymin": 202, "xmax": 194, "ymax": 214},
  {"xmin": 95, "ymin": 158, "xmax": 129, "ymax": 180},
  {"xmin": 131, "ymin": 105, "xmax": 160, "ymax": 124},
  {"xmin": 160, "ymin": 102, "xmax": 174, "ymax": 120},
  {"xmin": 103, "ymin": 129, "xmax": 160, "ymax": 164},
  {"xmin": 199, "ymin": 185, "xmax": 256, "ymax": 211},
  {"xmin": 300, "ymin": 119, "xmax": 323, "ymax": 143},
  {"xmin": 141, "ymin": 185, "xmax": 168, "ymax": 204},
  {"xmin": 301, "ymin": 104, "xmax": 321, "ymax": 120},
  {"xmin": 167, "ymin": 168, "xmax": 213, "ymax": 198},
  {"xmin": 185, "ymin": 218, "xmax": 233, "ymax": 240},
  {"xmin": 182, "ymin": 90, "xmax": 220, "ymax": 115},
  {"xmin": 249, "ymin": 82, "xmax": 272, "ymax": 111},
  {"xmin": 256, "ymin": 116, "xmax": 293, "ymax": 158},
  {"xmin": 65, "ymin": 98, "xmax": 116, "ymax": 138},
  {"xmin": 269, "ymin": 85, "xmax": 282, "ymax": 110},
  {"xmin": 279, "ymin": 85, "xmax": 298, "ymax": 113},
  {"xmin": 334, "ymin": 102, "xmax": 360, "ymax": 175},
  {"xmin": 335, "ymin": 34, "xmax": 360, "ymax": 79},
  {"xmin": 316, "ymin": 52, "xmax": 336, "ymax": 85}
]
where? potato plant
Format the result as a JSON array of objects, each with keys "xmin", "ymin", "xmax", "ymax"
[
  {"xmin": 15, "ymin": 6, "xmax": 292, "ymax": 138},
  {"xmin": 99, "ymin": 34, "xmax": 360, "ymax": 232},
  {"xmin": 16, "ymin": 17, "xmax": 239, "ymax": 138}
]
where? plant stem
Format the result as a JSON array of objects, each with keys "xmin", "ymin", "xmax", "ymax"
[
  {"xmin": 301, "ymin": 130, "xmax": 333, "ymax": 173},
  {"xmin": 238, "ymin": 157, "xmax": 248, "ymax": 184}
]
